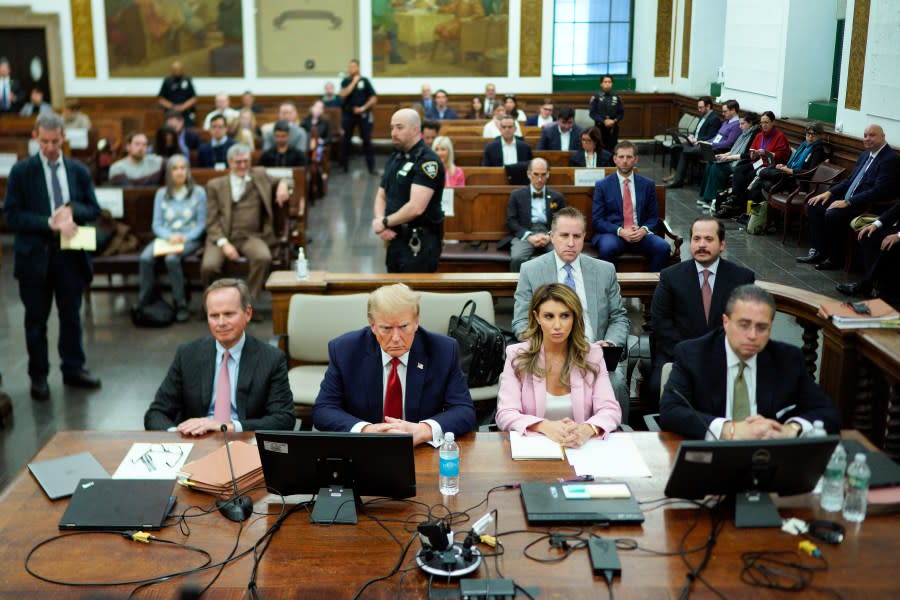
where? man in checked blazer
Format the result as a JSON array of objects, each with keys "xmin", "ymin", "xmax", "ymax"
[
  {"xmin": 201, "ymin": 143, "xmax": 292, "ymax": 301},
  {"xmin": 512, "ymin": 207, "xmax": 631, "ymax": 420}
]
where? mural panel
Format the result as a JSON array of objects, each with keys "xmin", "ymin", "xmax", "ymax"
[
  {"xmin": 256, "ymin": 0, "xmax": 358, "ymax": 77},
  {"xmin": 105, "ymin": 0, "xmax": 243, "ymax": 77},
  {"xmin": 372, "ymin": 0, "xmax": 509, "ymax": 77}
]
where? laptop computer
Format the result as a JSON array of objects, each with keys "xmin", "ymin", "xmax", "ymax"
[
  {"xmin": 520, "ymin": 481, "xmax": 644, "ymax": 525},
  {"xmin": 29, "ymin": 451, "xmax": 109, "ymax": 500},
  {"xmin": 840, "ymin": 439, "xmax": 900, "ymax": 488},
  {"xmin": 58, "ymin": 478, "xmax": 177, "ymax": 531}
]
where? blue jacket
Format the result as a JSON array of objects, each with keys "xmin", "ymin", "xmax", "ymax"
[
  {"xmin": 312, "ymin": 327, "xmax": 476, "ymax": 437},
  {"xmin": 591, "ymin": 172, "xmax": 659, "ymax": 245}
]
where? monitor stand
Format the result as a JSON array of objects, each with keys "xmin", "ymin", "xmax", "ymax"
[
  {"xmin": 734, "ymin": 491, "xmax": 781, "ymax": 528},
  {"xmin": 310, "ymin": 486, "xmax": 358, "ymax": 524}
]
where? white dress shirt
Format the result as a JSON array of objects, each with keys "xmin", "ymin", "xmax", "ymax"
[{"xmin": 501, "ymin": 139, "xmax": 519, "ymax": 165}]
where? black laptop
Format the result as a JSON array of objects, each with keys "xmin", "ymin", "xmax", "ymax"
[
  {"xmin": 840, "ymin": 440, "xmax": 900, "ymax": 488},
  {"xmin": 59, "ymin": 478, "xmax": 177, "ymax": 530},
  {"xmin": 520, "ymin": 481, "xmax": 644, "ymax": 525}
]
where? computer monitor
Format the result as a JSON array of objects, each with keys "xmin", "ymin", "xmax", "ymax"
[
  {"xmin": 255, "ymin": 431, "xmax": 417, "ymax": 525},
  {"xmin": 664, "ymin": 436, "xmax": 840, "ymax": 528}
]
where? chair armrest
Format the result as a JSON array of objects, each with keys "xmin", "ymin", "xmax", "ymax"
[
  {"xmin": 643, "ymin": 413, "xmax": 662, "ymax": 432},
  {"xmin": 269, "ymin": 333, "xmax": 286, "ymax": 348}
]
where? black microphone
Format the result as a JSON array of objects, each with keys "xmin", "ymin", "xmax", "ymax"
[
  {"xmin": 216, "ymin": 424, "xmax": 253, "ymax": 522},
  {"xmin": 666, "ymin": 387, "xmax": 719, "ymax": 441}
]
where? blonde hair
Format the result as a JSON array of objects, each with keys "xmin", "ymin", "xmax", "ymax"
[
  {"xmin": 367, "ymin": 283, "xmax": 421, "ymax": 321},
  {"xmin": 514, "ymin": 284, "xmax": 598, "ymax": 387}
]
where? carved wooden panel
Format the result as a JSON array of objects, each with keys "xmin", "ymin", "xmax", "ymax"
[
  {"xmin": 845, "ymin": 0, "xmax": 870, "ymax": 110},
  {"xmin": 519, "ymin": 0, "xmax": 542, "ymax": 77},
  {"xmin": 681, "ymin": 0, "xmax": 692, "ymax": 79},
  {"xmin": 70, "ymin": 0, "xmax": 96, "ymax": 77},
  {"xmin": 654, "ymin": 0, "xmax": 673, "ymax": 77}
]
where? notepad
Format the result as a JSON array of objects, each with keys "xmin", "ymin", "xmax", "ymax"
[
  {"xmin": 509, "ymin": 431, "xmax": 565, "ymax": 460},
  {"xmin": 60, "ymin": 226, "xmax": 97, "ymax": 251},
  {"xmin": 153, "ymin": 238, "xmax": 185, "ymax": 257}
]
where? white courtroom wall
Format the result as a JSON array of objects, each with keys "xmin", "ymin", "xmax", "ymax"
[{"xmin": 834, "ymin": 0, "xmax": 900, "ymax": 141}]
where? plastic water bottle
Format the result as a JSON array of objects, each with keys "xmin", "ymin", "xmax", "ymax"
[
  {"xmin": 819, "ymin": 442, "xmax": 846, "ymax": 512},
  {"xmin": 843, "ymin": 453, "xmax": 870, "ymax": 523},
  {"xmin": 809, "ymin": 420, "xmax": 827, "ymax": 494},
  {"xmin": 439, "ymin": 432, "xmax": 460, "ymax": 496},
  {"xmin": 295, "ymin": 247, "xmax": 308, "ymax": 280}
]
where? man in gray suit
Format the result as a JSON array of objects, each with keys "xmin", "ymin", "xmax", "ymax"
[
  {"xmin": 513, "ymin": 207, "xmax": 631, "ymax": 419},
  {"xmin": 144, "ymin": 279, "xmax": 295, "ymax": 434}
]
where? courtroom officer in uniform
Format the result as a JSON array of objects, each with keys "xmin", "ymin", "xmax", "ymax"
[
  {"xmin": 371, "ymin": 108, "xmax": 445, "ymax": 273},
  {"xmin": 339, "ymin": 59, "xmax": 378, "ymax": 175},
  {"xmin": 589, "ymin": 75, "xmax": 624, "ymax": 153}
]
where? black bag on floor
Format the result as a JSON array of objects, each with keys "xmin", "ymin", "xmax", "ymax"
[
  {"xmin": 131, "ymin": 296, "xmax": 175, "ymax": 328},
  {"xmin": 448, "ymin": 300, "xmax": 505, "ymax": 388}
]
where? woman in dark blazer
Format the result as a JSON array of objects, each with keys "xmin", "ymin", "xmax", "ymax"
[{"xmin": 570, "ymin": 126, "xmax": 612, "ymax": 168}]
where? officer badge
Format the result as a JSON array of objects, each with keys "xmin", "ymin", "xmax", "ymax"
[{"xmin": 422, "ymin": 161, "xmax": 439, "ymax": 179}]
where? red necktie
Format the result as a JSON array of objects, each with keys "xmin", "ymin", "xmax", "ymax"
[
  {"xmin": 384, "ymin": 357, "xmax": 402, "ymax": 420},
  {"xmin": 622, "ymin": 178, "xmax": 634, "ymax": 229},
  {"xmin": 701, "ymin": 269, "xmax": 712, "ymax": 323},
  {"xmin": 214, "ymin": 350, "xmax": 232, "ymax": 423}
]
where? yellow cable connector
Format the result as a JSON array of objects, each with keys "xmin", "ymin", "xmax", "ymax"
[
  {"xmin": 798, "ymin": 540, "xmax": 821, "ymax": 557},
  {"xmin": 130, "ymin": 531, "xmax": 152, "ymax": 544},
  {"xmin": 479, "ymin": 534, "xmax": 497, "ymax": 547}
]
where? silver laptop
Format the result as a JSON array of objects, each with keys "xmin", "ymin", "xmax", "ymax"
[{"xmin": 28, "ymin": 451, "xmax": 109, "ymax": 500}]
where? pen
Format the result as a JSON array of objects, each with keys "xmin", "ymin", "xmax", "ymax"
[{"xmin": 558, "ymin": 475, "xmax": 594, "ymax": 483}]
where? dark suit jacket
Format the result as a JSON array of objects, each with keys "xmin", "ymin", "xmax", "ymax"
[
  {"xmin": 0, "ymin": 77, "xmax": 22, "ymax": 111},
  {"xmin": 481, "ymin": 138, "xmax": 533, "ymax": 167},
  {"xmin": 879, "ymin": 199, "xmax": 900, "ymax": 228},
  {"xmin": 651, "ymin": 258, "xmax": 755, "ymax": 364},
  {"xmin": 591, "ymin": 173, "xmax": 659, "ymax": 245},
  {"xmin": 829, "ymin": 146, "xmax": 900, "ymax": 207},
  {"xmin": 259, "ymin": 147, "xmax": 306, "ymax": 167},
  {"xmin": 694, "ymin": 112, "xmax": 723, "ymax": 142},
  {"xmin": 196, "ymin": 138, "xmax": 235, "ymax": 168},
  {"xmin": 144, "ymin": 335, "xmax": 295, "ymax": 431},
  {"xmin": 312, "ymin": 327, "xmax": 476, "ymax": 436},
  {"xmin": 570, "ymin": 149, "xmax": 612, "ymax": 168},
  {"xmin": 424, "ymin": 106, "xmax": 458, "ymax": 120},
  {"xmin": 536, "ymin": 124, "xmax": 583, "ymax": 151},
  {"xmin": 3, "ymin": 155, "xmax": 101, "ymax": 284},
  {"xmin": 659, "ymin": 330, "xmax": 840, "ymax": 438},
  {"xmin": 501, "ymin": 186, "xmax": 567, "ymax": 248}
]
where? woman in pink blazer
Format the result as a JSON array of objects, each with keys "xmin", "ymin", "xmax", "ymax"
[{"xmin": 496, "ymin": 284, "xmax": 621, "ymax": 447}]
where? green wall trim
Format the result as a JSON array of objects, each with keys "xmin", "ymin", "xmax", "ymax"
[
  {"xmin": 808, "ymin": 101, "xmax": 837, "ymax": 125},
  {"xmin": 553, "ymin": 76, "xmax": 636, "ymax": 93}
]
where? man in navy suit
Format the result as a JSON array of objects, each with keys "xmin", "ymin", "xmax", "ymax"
[
  {"xmin": 660, "ymin": 285, "xmax": 839, "ymax": 439},
  {"xmin": 313, "ymin": 283, "xmax": 476, "ymax": 446},
  {"xmin": 482, "ymin": 117, "xmax": 533, "ymax": 166},
  {"xmin": 196, "ymin": 114, "xmax": 236, "ymax": 168},
  {"xmin": 424, "ymin": 89, "xmax": 458, "ymax": 120},
  {"xmin": 591, "ymin": 141, "xmax": 670, "ymax": 271},
  {"xmin": 502, "ymin": 158, "xmax": 567, "ymax": 272},
  {"xmin": 648, "ymin": 217, "xmax": 755, "ymax": 401},
  {"xmin": 3, "ymin": 113, "xmax": 102, "ymax": 399},
  {"xmin": 664, "ymin": 96, "xmax": 721, "ymax": 186},
  {"xmin": 800, "ymin": 124, "xmax": 900, "ymax": 270},
  {"xmin": 837, "ymin": 200, "xmax": 900, "ymax": 305},
  {"xmin": 536, "ymin": 106, "xmax": 582, "ymax": 151}
]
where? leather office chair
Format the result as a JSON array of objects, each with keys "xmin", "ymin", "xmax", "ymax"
[
  {"xmin": 643, "ymin": 362, "xmax": 672, "ymax": 432},
  {"xmin": 767, "ymin": 161, "xmax": 844, "ymax": 243}
]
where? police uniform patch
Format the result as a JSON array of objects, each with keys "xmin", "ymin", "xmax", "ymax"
[{"xmin": 421, "ymin": 161, "xmax": 439, "ymax": 179}]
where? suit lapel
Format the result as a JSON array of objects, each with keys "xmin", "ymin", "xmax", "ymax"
[
  {"xmin": 608, "ymin": 177, "xmax": 624, "ymax": 224},
  {"xmin": 200, "ymin": 339, "xmax": 216, "ymax": 415},
  {"xmin": 709, "ymin": 334, "xmax": 729, "ymax": 417},
  {"xmin": 32, "ymin": 157, "xmax": 52, "ymax": 213},
  {"xmin": 364, "ymin": 332, "xmax": 387, "ymax": 422},
  {"xmin": 755, "ymin": 347, "xmax": 774, "ymax": 418},
  {"xmin": 580, "ymin": 256, "xmax": 600, "ymax": 326},
  {"xmin": 234, "ymin": 337, "xmax": 257, "ymax": 419},
  {"xmin": 221, "ymin": 178, "xmax": 233, "ymax": 229},
  {"xmin": 405, "ymin": 332, "xmax": 427, "ymax": 422}
]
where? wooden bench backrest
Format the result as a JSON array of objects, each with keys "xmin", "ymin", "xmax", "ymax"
[
  {"xmin": 463, "ymin": 166, "xmax": 616, "ymax": 186},
  {"xmin": 443, "ymin": 184, "xmax": 667, "ymax": 242},
  {"xmin": 455, "ymin": 149, "xmax": 571, "ymax": 167}
]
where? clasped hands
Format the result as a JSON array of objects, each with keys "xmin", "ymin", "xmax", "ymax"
[
  {"xmin": 727, "ymin": 415, "xmax": 800, "ymax": 440},
  {"xmin": 527, "ymin": 232, "xmax": 550, "ymax": 248},
  {"xmin": 50, "ymin": 205, "xmax": 78, "ymax": 238},
  {"xmin": 176, "ymin": 417, "xmax": 233, "ymax": 436},
  {"xmin": 363, "ymin": 416, "xmax": 433, "ymax": 446},
  {"xmin": 372, "ymin": 217, "xmax": 397, "ymax": 241},
  {"xmin": 531, "ymin": 418, "xmax": 595, "ymax": 448},
  {"xmin": 618, "ymin": 225, "xmax": 647, "ymax": 243}
]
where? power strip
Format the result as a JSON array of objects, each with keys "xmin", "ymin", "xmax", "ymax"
[{"xmin": 459, "ymin": 578, "xmax": 517, "ymax": 599}]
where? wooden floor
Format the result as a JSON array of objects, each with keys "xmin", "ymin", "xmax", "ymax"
[{"xmin": 0, "ymin": 152, "xmax": 863, "ymax": 490}]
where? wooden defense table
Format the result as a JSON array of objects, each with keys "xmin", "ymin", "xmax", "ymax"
[{"xmin": 1, "ymin": 430, "xmax": 897, "ymax": 598}]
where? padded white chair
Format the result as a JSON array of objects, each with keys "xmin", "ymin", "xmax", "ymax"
[
  {"xmin": 285, "ymin": 294, "xmax": 370, "ymax": 415},
  {"xmin": 643, "ymin": 362, "xmax": 673, "ymax": 431},
  {"xmin": 574, "ymin": 108, "xmax": 595, "ymax": 132}
]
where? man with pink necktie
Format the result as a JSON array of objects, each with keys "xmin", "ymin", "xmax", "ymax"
[
  {"xmin": 591, "ymin": 141, "xmax": 670, "ymax": 272},
  {"xmin": 144, "ymin": 279, "xmax": 294, "ymax": 434}
]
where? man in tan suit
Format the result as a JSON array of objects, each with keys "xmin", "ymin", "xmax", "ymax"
[{"xmin": 202, "ymin": 143, "xmax": 291, "ymax": 304}]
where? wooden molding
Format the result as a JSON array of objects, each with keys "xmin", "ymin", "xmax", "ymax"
[
  {"xmin": 70, "ymin": 0, "xmax": 96, "ymax": 78},
  {"xmin": 655, "ymin": 0, "xmax": 673, "ymax": 77},
  {"xmin": 681, "ymin": 0, "xmax": 692, "ymax": 79},
  {"xmin": 845, "ymin": 0, "xmax": 870, "ymax": 111},
  {"xmin": 0, "ymin": 7, "xmax": 64, "ymax": 109},
  {"xmin": 519, "ymin": 0, "xmax": 542, "ymax": 77}
]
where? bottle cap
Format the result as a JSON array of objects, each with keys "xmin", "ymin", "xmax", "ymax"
[
  {"xmin": 445, "ymin": 432, "xmax": 455, "ymax": 442},
  {"xmin": 855, "ymin": 453, "xmax": 866, "ymax": 463},
  {"xmin": 813, "ymin": 420, "xmax": 824, "ymax": 428}
]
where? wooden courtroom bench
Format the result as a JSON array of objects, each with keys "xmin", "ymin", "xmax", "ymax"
[
  {"xmin": 455, "ymin": 149, "xmax": 572, "ymax": 167},
  {"xmin": 463, "ymin": 166, "xmax": 615, "ymax": 186},
  {"xmin": 438, "ymin": 183, "xmax": 682, "ymax": 273}
]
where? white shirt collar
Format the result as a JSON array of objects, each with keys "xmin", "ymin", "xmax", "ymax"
[
  {"xmin": 724, "ymin": 334, "xmax": 757, "ymax": 371},
  {"xmin": 380, "ymin": 349, "xmax": 409, "ymax": 368},
  {"xmin": 553, "ymin": 251, "xmax": 581, "ymax": 274},
  {"xmin": 694, "ymin": 258, "xmax": 721, "ymax": 275},
  {"xmin": 216, "ymin": 333, "xmax": 247, "ymax": 361}
]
